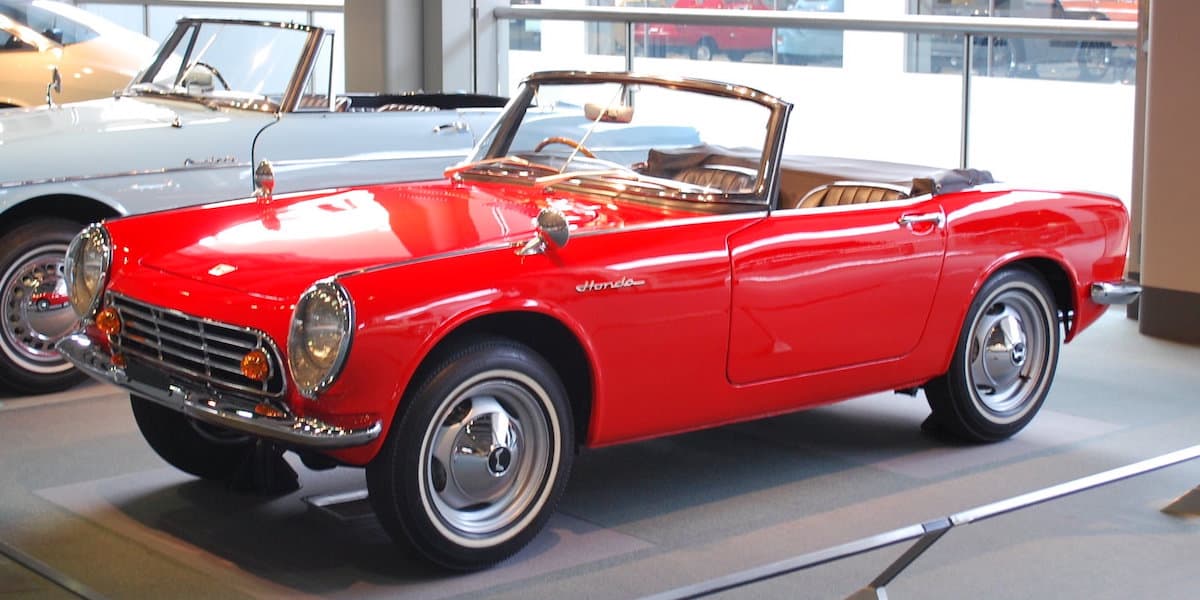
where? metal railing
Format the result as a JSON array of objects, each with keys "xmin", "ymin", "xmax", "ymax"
[
  {"xmin": 643, "ymin": 443, "xmax": 1200, "ymax": 600},
  {"xmin": 493, "ymin": 5, "xmax": 1137, "ymax": 168}
]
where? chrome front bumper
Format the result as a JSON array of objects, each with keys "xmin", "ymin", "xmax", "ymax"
[
  {"xmin": 57, "ymin": 332, "xmax": 381, "ymax": 449},
  {"xmin": 1091, "ymin": 280, "xmax": 1142, "ymax": 305}
]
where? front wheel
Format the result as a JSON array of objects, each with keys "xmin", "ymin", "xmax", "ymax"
[
  {"xmin": 130, "ymin": 395, "xmax": 254, "ymax": 479},
  {"xmin": 925, "ymin": 267, "xmax": 1060, "ymax": 442},
  {"xmin": 367, "ymin": 338, "xmax": 573, "ymax": 570},
  {"xmin": 0, "ymin": 219, "xmax": 88, "ymax": 394}
]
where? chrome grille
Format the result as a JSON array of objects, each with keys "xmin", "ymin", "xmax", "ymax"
[{"xmin": 108, "ymin": 293, "xmax": 285, "ymax": 396}]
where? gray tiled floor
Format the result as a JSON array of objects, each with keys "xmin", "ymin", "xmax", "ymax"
[{"xmin": 1, "ymin": 309, "xmax": 1198, "ymax": 599}]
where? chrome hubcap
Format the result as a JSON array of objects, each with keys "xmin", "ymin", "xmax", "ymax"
[
  {"xmin": 967, "ymin": 288, "xmax": 1049, "ymax": 421},
  {"xmin": 421, "ymin": 371, "xmax": 556, "ymax": 546},
  {"xmin": 1, "ymin": 243, "xmax": 75, "ymax": 374}
]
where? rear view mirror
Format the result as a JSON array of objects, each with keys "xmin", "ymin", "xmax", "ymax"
[{"xmin": 584, "ymin": 103, "xmax": 633, "ymax": 123}]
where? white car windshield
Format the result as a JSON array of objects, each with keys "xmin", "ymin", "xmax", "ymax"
[
  {"xmin": 130, "ymin": 20, "xmax": 317, "ymax": 111},
  {"xmin": 459, "ymin": 75, "xmax": 779, "ymax": 206}
]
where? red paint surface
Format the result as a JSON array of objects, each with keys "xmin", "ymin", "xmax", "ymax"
[{"xmin": 99, "ymin": 178, "xmax": 1131, "ymax": 466}]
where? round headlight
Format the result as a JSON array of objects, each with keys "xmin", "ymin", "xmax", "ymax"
[
  {"xmin": 288, "ymin": 281, "xmax": 353, "ymax": 399},
  {"xmin": 64, "ymin": 224, "xmax": 111, "ymax": 319}
]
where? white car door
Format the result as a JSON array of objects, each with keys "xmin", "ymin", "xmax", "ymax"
[{"xmin": 252, "ymin": 108, "xmax": 498, "ymax": 194}]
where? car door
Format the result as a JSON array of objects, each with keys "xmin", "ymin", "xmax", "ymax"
[
  {"xmin": 251, "ymin": 108, "xmax": 495, "ymax": 195},
  {"xmin": 726, "ymin": 198, "xmax": 946, "ymax": 385}
]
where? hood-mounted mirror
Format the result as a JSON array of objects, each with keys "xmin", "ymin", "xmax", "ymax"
[
  {"xmin": 517, "ymin": 208, "xmax": 570, "ymax": 256},
  {"xmin": 45, "ymin": 67, "xmax": 62, "ymax": 108},
  {"xmin": 254, "ymin": 160, "xmax": 275, "ymax": 202}
]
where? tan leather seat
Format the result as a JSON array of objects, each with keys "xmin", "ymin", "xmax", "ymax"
[
  {"xmin": 673, "ymin": 165, "xmax": 757, "ymax": 193},
  {"xmin": 794, "ymin": 181, "xmax": 910, "ymax": 209},
  {"xmin": 377, "ymin": 103, "xmax": 437, "ymax": 112},
  {"xmin": 297, "ymin": 95, "xmax": 352, "ymax": 112}
]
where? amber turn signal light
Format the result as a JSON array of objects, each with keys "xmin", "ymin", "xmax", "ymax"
[
  {"xmin": 241, "ymin": 349, "xmax": 270, "ymax": 382},
  {"xmin": 96, "ymin": 307, "xmax": 121, "ymax": 336},
  {"xmin": 111, "ymin": 353, "xmax": 126, "ymax": 368},
  {"xmin": 253, "ymin": 402, "xmax": 286, "ymax": 419}
]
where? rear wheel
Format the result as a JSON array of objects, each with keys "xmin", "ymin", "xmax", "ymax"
[
  {"xmin": 925, "ymin": 267, "xmax": 1060, "ymax": 442},
  {"xmin": 130, "ymin": 395, "xmax": 254, "ymax": 479},
  {"xmin": 0, "ymin": 219, "xmax": 87, "ymax": 394},
  {"xmin": 366, "ymin": 337, "xmax": 573, "ymax": 570},
  {"xmin": 694, "ymin": 38, "xmax": 717, "ymax": 61},
  {"xmin": 1076, "ymin": 43, "xmax": 1111, "ymax": 81}
]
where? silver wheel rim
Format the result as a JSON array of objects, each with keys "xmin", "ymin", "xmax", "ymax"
[
  {"xmin": 964, "ymin": 283, "xmax": 1053, "ymax": 424},
  {"xmin": 418, "ymin": 369, "xmax": 560, "ymax": 548},
  {"xmin": 1, "ymin": 243, "xmax": 76, "ymax": 374},
  {"xmin": 696, "ymin": 43, "xmax": 713, "ymax": 61}
]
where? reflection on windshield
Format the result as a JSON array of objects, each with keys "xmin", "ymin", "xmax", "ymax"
[
  {"xmin": 457, "ymin": 79, "xmax": 773, "ymax": 204},
  {"xmin": 129, "ymin": 21, "xmax": 313, "ymax": 111}
]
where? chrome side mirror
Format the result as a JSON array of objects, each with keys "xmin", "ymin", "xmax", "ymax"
[
  {"xmin": 45, "ymin": 67, "xmax": 62, "ymax": 108},
  {"xmin": 517, "ymin": 208, "xmax": 570, "ymax": 256},
  {"xmin": 254, "ymin": 160, "xmax": 275, "ymax": 202}
]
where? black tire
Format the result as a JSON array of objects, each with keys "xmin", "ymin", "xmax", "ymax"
[
  {"xmin": 727, "ymin": 50, "xmax": 746, "ymax": 62},
  {"xmin": 976, "ymin": 38, "xmax": 1017, "ymax": 77},
  {"xmin": 1076, "ymin": 42, "xmax": 1111, "ymax": 82},
  {"xmin": 366, "ymin": 337, "xmax": 574, "ymax": 570},
  {"xmin": 0, "ymin": 219, "xmax": 88, "ymax": 394},
  {"xmin": 130, "ymin": 395, "xmax": 254, "ymax": 479},
  {"xmin": 925, "ymin": 267, "xmax": 1060, "ymax": 442},
  {"xmin": 694, "ymin": 38, "xmax": 717, "ymax": 61}
]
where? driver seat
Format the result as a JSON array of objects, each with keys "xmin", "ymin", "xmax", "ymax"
[{"xmin": 673, "ymin": 165, "xmax": 757, "ymax": 193}]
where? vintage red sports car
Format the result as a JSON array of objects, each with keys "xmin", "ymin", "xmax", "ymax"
[{"xmin": 58, "ymin": 71, "xmax": 1139, "ymax": 570}]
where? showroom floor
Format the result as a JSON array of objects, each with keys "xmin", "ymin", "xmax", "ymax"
[{"xmin": 2, "ymin": 308, "xmax": 1198, "ymax": 599}]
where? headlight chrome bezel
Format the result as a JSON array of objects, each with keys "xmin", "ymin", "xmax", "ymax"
[
  {"xmin": 288, "ymin": 280, "xmax": 354, "ymax": 399},
  {"xmin": 64, "ymin": 224, "xmax": 112, "ymax": 319}
]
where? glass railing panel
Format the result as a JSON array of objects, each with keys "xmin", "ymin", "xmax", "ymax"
[{"xmin": 966, "ymin": 53, "xmax": 1136, "ymax": 201}]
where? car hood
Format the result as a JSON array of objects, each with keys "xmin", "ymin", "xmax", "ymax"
[
  {"xmin": 0, "ymin": 96, "xmax": 274, "ymax": 184},
  {"xmin": 107, "ymin": 180, "xmax": 685, "ymax": 301}
]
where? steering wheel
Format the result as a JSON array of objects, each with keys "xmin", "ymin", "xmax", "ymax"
[
  {"xmin": 182, "ymin": 61, "xmax": 231, "ymax": 91},
  {"xmin": 533, "ymin": 136, "xmax": 596, "ymax": 159}
]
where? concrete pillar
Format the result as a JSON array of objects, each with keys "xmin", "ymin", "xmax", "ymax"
[
  {"xmin": 343, "ymin": 0, "xmax": 423, "ymax": 93},
  {"xmin": 1138, "ymin": 1, "xmax": 1200, "ymax": 344},
  {"xmin": 344, "ymin": 0, "xmax": 505, "ymax": 95}
]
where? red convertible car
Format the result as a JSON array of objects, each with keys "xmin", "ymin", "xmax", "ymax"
[{"xmin": 59, "ymin": 71, "xmax": 1139, "ymax": 570}]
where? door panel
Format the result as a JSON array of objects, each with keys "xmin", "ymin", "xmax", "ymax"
[{"xmin": 727, "ymin": 201, "xmax": 946, "ymax": 384}]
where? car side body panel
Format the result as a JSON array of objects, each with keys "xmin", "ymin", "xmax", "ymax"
[{"xmin": 97, "ymin": 178, "xmax": 1129, "ymax": 466}]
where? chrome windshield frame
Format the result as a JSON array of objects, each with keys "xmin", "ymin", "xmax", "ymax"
[
  {"xmin": 465, "ymin": 71, "xmax": 793, "ymax": 208},
  {"xmin": 127, "ymin": 18, "xmax": 326, "ymax": 114}
]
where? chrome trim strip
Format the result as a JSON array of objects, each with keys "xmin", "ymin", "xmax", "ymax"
[
  {"xmin": 1, "ymin": 163, "xmax": 249, "ymax": 190},
  {"xmin": 57, "ymin": 332, "xmax": 379, "ymax": 449},
  {"xmin": 334, "ymin": 211, "xmax": 767, "ymax": 280},
  {"xmin": 1091, "ymin": 280, "xmax": 1142, "ymax": 305}
]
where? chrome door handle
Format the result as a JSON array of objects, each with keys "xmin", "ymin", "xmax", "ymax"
[
  {"xmin": 434, "ymin": 121, "xmax": 469, "ymax": 134},
  {"xmin": 898, "ymin": 213, "xmax": 944, "ymax": 227}
]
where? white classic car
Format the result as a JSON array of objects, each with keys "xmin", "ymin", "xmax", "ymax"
[
  {"xmin": 0, "ymin": 0, "xmax": 156, "ymax": 109},
  {"xmin": 0, "ymin": 17, "xmax": 508, "ymax": 394}
]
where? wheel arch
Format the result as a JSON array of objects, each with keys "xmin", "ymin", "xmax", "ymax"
[
  {"xmin": 1, "ymin": 194, "xmax": 122, "ymax": 238},
  {"xmin": 980, "ymin": 255, "xmax": 1078, "ymax": 340},
  {"xmin": 405, "ymin": 310, "xmax": 595, "ymax": 450}
]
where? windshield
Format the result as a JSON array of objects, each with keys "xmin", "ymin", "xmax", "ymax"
[
  {"xmin": 129, "ymin": 20, "xmax": 319, "ymax": 112},
  {"xmin": 460, "ymin": 76, "xmax": 780, "ymax": 206}
]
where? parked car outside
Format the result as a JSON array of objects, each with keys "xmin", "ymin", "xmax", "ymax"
[
  {"xmin": 637, "ymin": 0, "xmax": 774, "ymax": 61},
  {"xmin": 0, "ymin": 0, "xmax": 155, "ymax": 108},
  {"xmin": 774, "ymin": 0, "xmax": 844, "ymax": 66},
  {"xmin": 919, "ymin": 0, "xmax": 1126, "ymax": 80},
  {"xmin": 59, "ymin": 70, "xmax": 1139, "ymax": 570},
  {"xmin": 0, "ymin": 17, "xmax": 509, "ymax": 395}
]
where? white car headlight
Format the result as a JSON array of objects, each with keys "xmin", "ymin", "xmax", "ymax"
[
  {"xmin": 288, "ymin": 281, "xmax": 353, "ymax": 399},
  {"xmin": 64, "ymin": 224, "xmax": 111, "ymax": 319}
]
